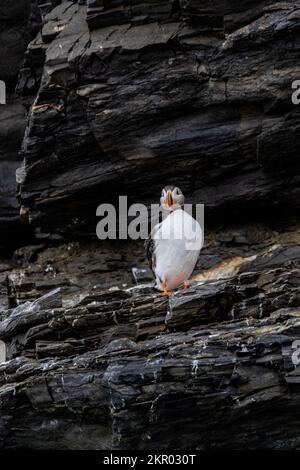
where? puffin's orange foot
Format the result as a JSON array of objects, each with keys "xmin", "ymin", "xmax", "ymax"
[
  {"xmin": 162, "ymin": 280, "xmax": 171, "ymax": 296},
  {"xmin": 183, "ymin": 281, "xmax": 189, "ymax": 289}
]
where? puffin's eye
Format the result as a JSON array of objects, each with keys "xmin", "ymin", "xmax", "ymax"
[{"xmin": 173, "ymin": 188, "xmax": 179, "ymax": 195}]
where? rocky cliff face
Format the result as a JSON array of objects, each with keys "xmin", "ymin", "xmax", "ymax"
[
  {"xmin": 0, "ymin": 0, "xmax": 299, "ymax": 450},
  {"xmin": 0, "ymin": 222, "xmax": 300, "ymax": 449},
  {"xmin": 0, "ymin": 0, "xmax": 41, "ymax": 251},
  {"xmin": 17, "ymin": 0, "xmax": 300, "ymax": 238}
]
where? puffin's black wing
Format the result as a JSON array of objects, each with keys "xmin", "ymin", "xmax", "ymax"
[
  {"xmin": 145, "ymin": 224, "xmax": 160, "ymax": 275},
  {"xmin": 145, "ymin": 236, "xmax": 155, "ymax": 274}
]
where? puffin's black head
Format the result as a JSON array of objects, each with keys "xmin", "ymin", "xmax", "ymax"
[{"xmin": 160, "ymin": 186, "xmax": 185, "ymax": 211}]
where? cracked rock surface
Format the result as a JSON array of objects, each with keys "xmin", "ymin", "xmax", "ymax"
[
  {"xmin": 0, "ymin": 0, "xmax": 41, "ymax": 251},
  {"xmin": 16, "ymin": 0, "xmax": 300, "ymax": 237},
  {"xmin": 0, "ymin": 0, "xmax": 299, "ymax": 450},
  {"xmin": 0, "ymin": 222, "xmax": 299, "ymax": 449}
]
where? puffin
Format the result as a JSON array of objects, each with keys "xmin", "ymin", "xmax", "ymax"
[{"xmin": 145, "ymin": 185, "xmax": 203, "ymax": 295}]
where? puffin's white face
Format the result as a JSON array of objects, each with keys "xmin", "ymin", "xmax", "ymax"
[{"xmin": 160, "ymin": 186, "xmax": 185, "ymax": 211}]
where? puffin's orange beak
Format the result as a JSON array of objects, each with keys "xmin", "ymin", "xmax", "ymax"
[{"xmin": 166, "ymin": 191, "xmax": 173, "ymax": 208}]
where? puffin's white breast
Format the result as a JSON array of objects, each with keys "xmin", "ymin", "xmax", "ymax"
[{"xmin": 153, "ymin": 209, "xmax": 203, "ymax": 290}]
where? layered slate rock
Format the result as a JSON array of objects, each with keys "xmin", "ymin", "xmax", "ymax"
[
  {"xmin": 17, "ymin": 1, "xmax": 300, "ymax": 238},
  {"xmin": 0, "ymin": 0, "xmax": 41, "ymax": 251},
  {"xmin": 0, "ymin": 222, "xmax": 299, "ymax": 449},
  {"xmin": 1, "ymin": 0, "xmax": 300, "ymax": 451}
]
